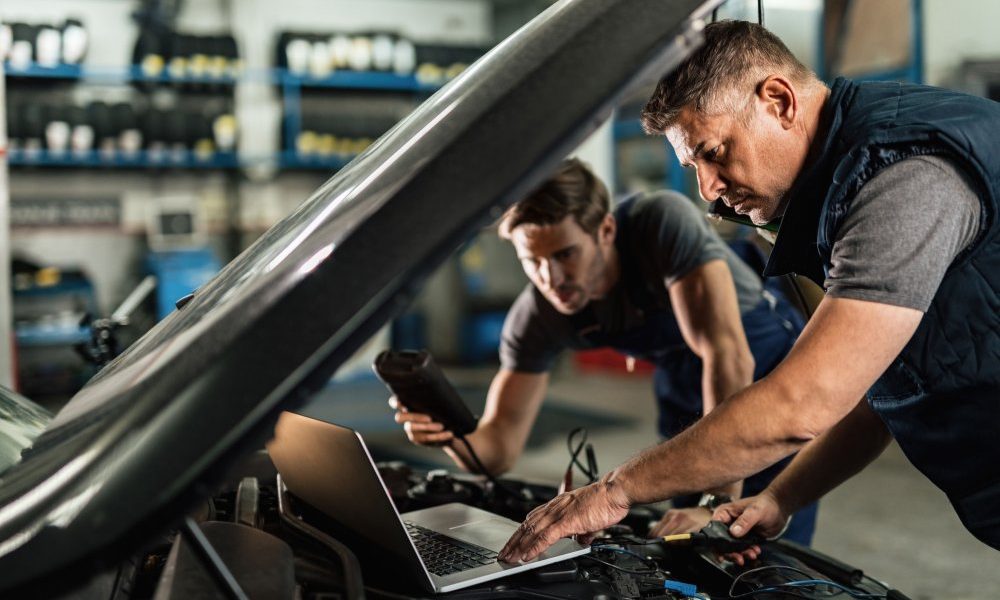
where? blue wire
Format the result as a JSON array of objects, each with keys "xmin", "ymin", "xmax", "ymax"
[
  {"xmin": 729, "ymin": 565, "xmax": 887, "ymax": 599},
  {"xmin": 782, "ymin": 579, "xmax": 885, "ymax": 597},
  {"xmin": 729, "ymin": 579, "xmax": 886, "ymax": 599}
]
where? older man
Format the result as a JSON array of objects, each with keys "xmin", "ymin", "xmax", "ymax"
[{"xmin": 500, "ymin": 20, "xmax": 1000, "ymax": 563}]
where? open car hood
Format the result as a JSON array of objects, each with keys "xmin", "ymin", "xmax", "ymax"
[{"xmin": 0, "ymin": 0, "xmax": 722, "ymax": 590}]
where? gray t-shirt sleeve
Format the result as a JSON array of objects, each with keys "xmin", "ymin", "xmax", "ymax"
[
  {"xmin": 499, "ymin": 285, "xmax": 572, "ymax": 373},
  {"xmin": 633, "ymin": 191, "xmax": 764, "ymax": 314},
  {"xmin": 637, "ymin": 191, "xmax": 731, "ymax": 286},
  {"xmin": 825, "ymin": 155, "xmax": 981, "ymax": 311}
]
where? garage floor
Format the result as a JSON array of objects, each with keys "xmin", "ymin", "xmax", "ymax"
[{"xmin": 335, "ymin": 366, "xmax": 1000, "ymax": 600}]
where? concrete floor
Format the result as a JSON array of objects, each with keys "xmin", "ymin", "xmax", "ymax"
[{"xmin": 374, "ymin": 367, "xmax": 1000, "ymax": 600}]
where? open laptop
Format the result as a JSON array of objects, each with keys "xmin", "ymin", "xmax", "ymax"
[{"xmin": 266, "ymin": 411, "xmax": 590, "ymax": 593}]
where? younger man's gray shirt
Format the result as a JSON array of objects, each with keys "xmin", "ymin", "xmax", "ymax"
[
  {"xmin": 825, "ymin": 155, "xmax": 981, "ymax": 311},
  {"xmin": 500, "ymin": 191, "xmax": 765, "ymax": 373}
]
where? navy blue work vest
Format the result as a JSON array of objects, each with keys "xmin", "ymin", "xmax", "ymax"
[{"xmin": 764, "ymin": 77, "xmax": 1000, "ymax": 549}]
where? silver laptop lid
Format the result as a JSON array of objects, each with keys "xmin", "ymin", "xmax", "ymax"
[{"xmin": 266, "ymin": 411, "xmax": 430, "ymax": 583}]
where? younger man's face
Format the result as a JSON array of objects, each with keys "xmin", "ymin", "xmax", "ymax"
[{"xmin": 509, "ymin": 214, "xmax": 615, "ymax": 315}]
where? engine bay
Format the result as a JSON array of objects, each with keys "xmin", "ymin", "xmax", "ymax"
[{"xmin": 125, "ymin": 453, "xmax": 908, "ymax": 600}]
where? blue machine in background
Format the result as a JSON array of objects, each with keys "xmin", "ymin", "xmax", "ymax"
[
  {"xmin": 143, "ymin": 196, "xmax": 221, "ymax": 319},
  {"xmin": 145, "ymin": 248, "xmax": 221, "ymax": 320}
]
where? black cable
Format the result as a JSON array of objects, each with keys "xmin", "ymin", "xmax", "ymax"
[
  {"xmin": 731, "ymin": 564, "xmax": 814, "ymax": 592},
  {"xmin": 582, "ymin": 554, "xmax": 659, "ymax": 576},
  {"xmin": 585, "ymin": 444, "xmax": 599, "ymax": 480},
  {"xmin": 597, "ymin": 534, "xmax": 660, "ymax": 546},
  {"xmin": 731, "ymin": 585, "xmax": 814, "ymax": 598},
  {"xmin": 591, "ymin": 544, "xmax": 662, "ymax": 572},
  {"xmin": 729, "ymin": 565, "xmax": 887, "ymax": 600},
  {"xmin": 566, "ymin": 427, "xmax": 598, "ymax": 483},
  {"xmin": 758, "ymin": 0, "xmax": 765, "ymax": 27},
  {"xmin": 180, "ymin": 517, "xmax": 249, "ymax": 600},
  {"xmin": 454, "ymin": 435, "xmax": 526, "ymax": 500}
]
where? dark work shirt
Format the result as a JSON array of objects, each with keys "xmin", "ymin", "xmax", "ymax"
[{"xmin": 500, "ymin": 191, "xmax": 765, "ymax": 373}]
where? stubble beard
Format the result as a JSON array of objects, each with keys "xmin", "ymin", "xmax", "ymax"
[{"xmin": 552, "ymin": 244, "xmax": 609, "ymax": 315}]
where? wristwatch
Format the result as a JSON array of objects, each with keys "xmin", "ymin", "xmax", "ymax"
[{"xmin": 697, "ymin": 493, "xmax": 733, "ymax": 511}]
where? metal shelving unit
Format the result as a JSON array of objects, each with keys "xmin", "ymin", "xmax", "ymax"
[
  {"xmin": 4, "ymin": 61, "xmax": 242, "ymax": 171},
  {"xmin": 8, "ymin": 149, "xmax": 240, "ymax": 170},
  {"xmin": 3, "ymin": 62, "xmax": 240, "ymax": 86},
  {"xmin": 5, "ymin": 63, "xmax": 445, "ymax": 172},
  {"xmin": 277, "ymin": 68, "xmax": 442, "ymax": 171}
]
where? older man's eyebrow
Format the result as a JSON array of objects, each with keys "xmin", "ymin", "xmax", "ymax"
[{"xmin": 679, "ymin": 141, "xmax": 706, "ymax": 169}]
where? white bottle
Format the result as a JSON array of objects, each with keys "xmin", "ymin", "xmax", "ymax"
[
  {"xmin": 308, "ymin": 41, "xmax": 331, "ymax": 79},
  {"xmin": 329, "ymin": 34, "xmax": 352, "ymax": 69},
  {"xmin": 393, "ymin": 39, "xmax": 416, "ymax": 76},
  {"xmin": 36, "ymin": 26, "xmax": 62, "ymax": 68},
  {"xmin": 61, "ymin": 19, "xmax": 87, "ymax": 64},
  {"xmin": 347, "ymin": 36, "xmax": 373, "ymax": 71},
  {"xmin": 371, "ymin": 34, "xmax": 394, "ymax": 71},
  {"xmin": 285, "ymin": 38, "xmax": 311, "ymax": 75}
]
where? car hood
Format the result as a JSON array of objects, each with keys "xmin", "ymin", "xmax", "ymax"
[{"xmin": 0, "ymin": 0, "xmax": 721, "ymax": 590}]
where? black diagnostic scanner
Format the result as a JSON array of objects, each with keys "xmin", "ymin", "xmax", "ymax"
[{"xmin": 373, "ymin": 350, "xmax": 479, "ymax": 436}]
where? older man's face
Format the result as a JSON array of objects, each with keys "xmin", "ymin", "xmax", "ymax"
[{"xmin": 665, "ymin": 99, "xmax": 803, "ymax": 225}]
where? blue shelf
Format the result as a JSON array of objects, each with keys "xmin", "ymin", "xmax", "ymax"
[
  {"xmin": 3, "ymin": 61, "xmax": 239, "ymax": 86},
  {"xmin": 276, "ymin": 68, "xmax": 438, "ymax": 92},
  {"xmin": 9, "ymin": 149, "xmax": 241, "ymax": 170},
  {"xmin": 15, "ymin": 324, "xmax": 91, "ymax": 348},
  {"xmin": 4, "ymin": 62, "xmax": 440, "ymax": 90},
  {"xmin": 4, "ymin": 64, "xmax": 430, "ymax": 174},
  {"xmin": 3, "ymin": 62, "xmax": 84, "ymax": 79},
  {"xmin": 278, "ymin": 69, "xmax": 437, "ymax": 167}
]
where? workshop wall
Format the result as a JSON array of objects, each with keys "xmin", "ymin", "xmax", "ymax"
[{"xmin": 923, "ymin": 0, "xmax": 1000, "ymax": 86}]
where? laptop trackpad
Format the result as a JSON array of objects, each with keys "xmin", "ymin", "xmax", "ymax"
[{"xmin": 403, "ymin": 503, "xmax": 521, "ymax": 551}]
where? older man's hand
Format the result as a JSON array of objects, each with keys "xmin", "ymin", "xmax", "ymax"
[
  {"xmin": 498, "ymin": 475, "xmax": 631, "ymax": 563},
  {"xmin": 710, "ymin": 491, "xmax": 788, "ymax": 566}
]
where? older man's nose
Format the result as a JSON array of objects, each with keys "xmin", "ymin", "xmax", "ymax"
[{"xmin": 696, "ymin": 166, "xmax": 727, "ymax": 202}]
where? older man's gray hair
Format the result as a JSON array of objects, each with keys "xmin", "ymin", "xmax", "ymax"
[{"xmin": 641, "ymin": 20, "xmax": 818, "ymax": 134}]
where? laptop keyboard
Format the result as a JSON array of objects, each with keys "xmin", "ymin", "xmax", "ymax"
[{"xmin": 404, "ymin": 521, "xmax": 499, "ymax": 576}]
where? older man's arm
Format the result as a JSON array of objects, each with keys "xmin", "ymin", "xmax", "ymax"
[
  {"xmin": 712, "ymin": 396, "xmax": 893, "ymax": 556},
  {"xmin": 499, "ymin": 296, "xmax": 922, "ymax": 563}
]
